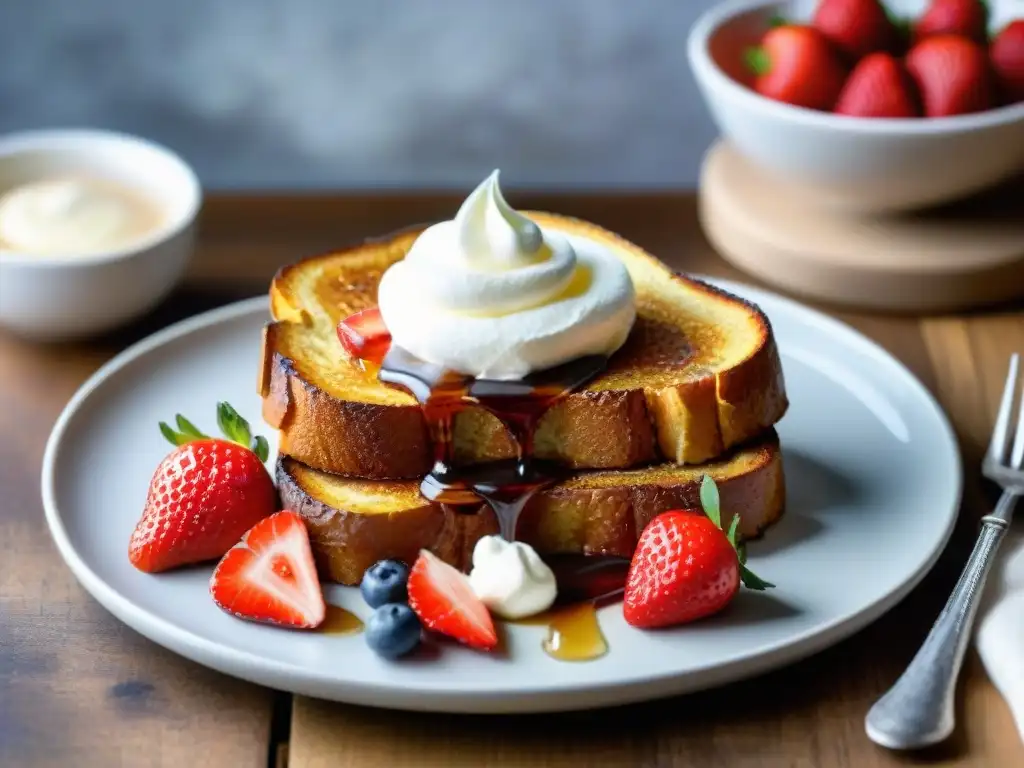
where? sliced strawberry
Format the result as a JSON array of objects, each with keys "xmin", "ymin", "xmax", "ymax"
[
  {"xmin": 407, "ymin": 549, "xmax": 497, "ymax": 651},
  {"xmin": 210, "ymin": 510, "xmax": 326, "ymax": 629},
  {"xmin": 337, "ymin": 307, "xmax": 391, "ymax": 366}
]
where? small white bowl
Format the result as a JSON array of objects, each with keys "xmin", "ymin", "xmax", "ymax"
[
  {"xmin": 0, "ymin": 129, "xmax": 201, "ymax": 341},
  {"xmin": 688, "ymin": 0, "xmax": 1024, "ymax": 213}
]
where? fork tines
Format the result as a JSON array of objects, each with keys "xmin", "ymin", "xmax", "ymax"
[{"xmin": 988, "ymin": 353, "xmax": 1024, "ymax": 470}]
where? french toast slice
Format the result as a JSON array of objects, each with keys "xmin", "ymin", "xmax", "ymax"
[
  {"xmin": 277, "ymin": 429, "xmax": 785, "ymax": 586},
  {"xmin": 261, "ymin": 213, "xmax": 788, "ymax": 479}
]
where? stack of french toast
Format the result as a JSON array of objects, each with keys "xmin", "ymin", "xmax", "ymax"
[{"xmin": 258, "ymin": 212, "xmax": 789, "ymax": 586}]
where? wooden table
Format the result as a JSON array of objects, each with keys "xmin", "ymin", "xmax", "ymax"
[{"xmin": 2, "ymin": 193, "xmax": 1022, "ymax": 768}]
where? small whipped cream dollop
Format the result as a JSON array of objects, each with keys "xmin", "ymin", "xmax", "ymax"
[
  {"xmin": 468, "ymin": 535, "xmax": 557, "ymax": 619},
  {"xmin": 0, "ymin": 176, "xmax": 161, "ymax": 256},
  {"xmin": 376, "ymin": 169, "xmax": 636, "ymax": 380}
]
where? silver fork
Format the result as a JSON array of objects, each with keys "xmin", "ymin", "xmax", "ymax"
[{"xmin": 865, "ymin": 353, "xmax": 1024, "ymax": 750}]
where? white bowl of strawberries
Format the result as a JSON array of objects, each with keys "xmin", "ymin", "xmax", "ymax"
[{"xmin": 688, "ymin": 0, "xmax": 1024, "ymax": 212}]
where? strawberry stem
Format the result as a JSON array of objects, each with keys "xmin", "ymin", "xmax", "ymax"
[
  {"xmin": 744, "ymin": 46, "xmax": 771, "ymax": 76},
  {"xmin": 699, "ymin": 474, "xmax": 775, "ymax": 591}
]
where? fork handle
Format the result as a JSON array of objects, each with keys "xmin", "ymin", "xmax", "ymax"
[{"xmin": 864, "ymin": 505, "xmax": 1013, "ymax": 750}]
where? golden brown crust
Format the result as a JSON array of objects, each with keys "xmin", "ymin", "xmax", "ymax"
[
  {"xmin": 278, "ymin": 430, "xmax": 786, "ymax": 585},
  {"xmin": 262, "ymin": 212, "xmax": 788, "ymax": 478},
  {"xmin": 263, "ymin": 331, "xmax": 432, "ymax": 479},
  {"xmin": 276, "ymin": 463, "xmax": 499, "ymax": 586}
]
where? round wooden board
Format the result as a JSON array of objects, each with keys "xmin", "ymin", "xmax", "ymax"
[{"xmin": 699, "ymin": 141, "xmax": 1024, "ymax": 314}]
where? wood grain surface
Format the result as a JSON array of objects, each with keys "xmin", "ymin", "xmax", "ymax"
[{"xmin": 1, "ymin": 193, "xmax": 1021, "ymax": 767}]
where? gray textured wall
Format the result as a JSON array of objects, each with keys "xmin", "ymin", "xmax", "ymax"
[{"xmin": 0, "ymin": 0, "xmax": 722, "ymax": 189}]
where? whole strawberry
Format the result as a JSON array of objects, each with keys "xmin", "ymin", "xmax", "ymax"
[
  {"xmin": 812, "ymin": 0, "xmax": 900, "ymax": 60},
  {"xmin": 623, "ymin": 476, "xmax": 773, "ymax": 629},
  {"xmin": 906, "ymin": 34, "xmax": 996, "ymax": 116},
  {"xmin": 835, "ymin": 53, "xmax": 921, "ymax": 117},
  {"xmin": 914, "ymin": 0, "xmax": 989, "ymax": 45},
  {"xmin": 991, "ymin": 20, "xmax": 1024, "ymax": 104},
  {"xmin": 745, "ymin": 24, "xmax": 848, "ymax": 111},
  {"xmin": 129, "ymin": 402, "xmax": 277, "ymax": 573}
]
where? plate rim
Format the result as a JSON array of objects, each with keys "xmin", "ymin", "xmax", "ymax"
[{"xmin": 40, "ymin": 278, "xmax": 963, "ymax": 713}]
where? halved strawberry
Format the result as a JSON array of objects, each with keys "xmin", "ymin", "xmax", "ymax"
[
  {"xmin": 210, "ymin": 510, "xmax": 326, "ymax": 629},
  {"xmin": 407, "ymin": 549, "xmax": 497, "ymax": 651},
  {"xmin": 337, "ymin": 307, "xmax": 391, "ymax": 366}
]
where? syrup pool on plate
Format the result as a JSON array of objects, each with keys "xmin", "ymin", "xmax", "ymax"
[
  {"xmin": 513, "ymin": 554, "xmax": 630, "ymax": 662},
  {"xmin": 320, "ymin": 604, "xmax": 364, "ymax": 635},
  {"xmin": 516, "ymin": 602, "xmax": 609, "ymax": 662}
]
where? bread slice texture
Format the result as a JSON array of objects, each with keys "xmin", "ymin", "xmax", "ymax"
[
  {"xmin": 277, "ymin": 429, "xmax": 785, "ymax": 586},
  {"xmin": 261, "ymin": 213, "xmax": 788, "ymax": 479}
]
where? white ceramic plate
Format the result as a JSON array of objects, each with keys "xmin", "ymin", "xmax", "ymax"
[{"xmin": 41, "ymin": 277, "xmax": 961, "ymax": 714}]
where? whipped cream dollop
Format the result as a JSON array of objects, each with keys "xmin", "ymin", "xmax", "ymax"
[
  {"xmin": 468, "ymin": 535, "xmax": 557, "ymax": 619},
  {"xmin": 376, "ymin": 170, "xmax": 636, "ymax": 380},
  {"xmin": 0, "ymin": 176, "xmax": 162, "ymax": 256}
]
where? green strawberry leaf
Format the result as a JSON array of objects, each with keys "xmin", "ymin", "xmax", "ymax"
[
  {"xmin": 702, "ymin": 475, "xmax": 773, "ymax": 590},
  {"xmin": 740, "ymin": 564, "xmax": 775, "ymax": 591},
  {"xmin": 252, "ymin": 434, "xmax": 270, "ymax": 463},
  {"xmin": 217, "ymin": 401, "xmax": 253, "ymax": 447},
  {"xmin": 743, "ymin": 46, "xmax": 771, "ymax": 77},
  {"xmin": 699, "ymin": 474, "xmax": 721, "ymax": 529},
  {"xmin": 174, "ymin": 414, "xmax": 206, "ymax": 440},
  {"xmin": 160, "ymin": 403, "xmax": 269, "ymax": 461},
  {"xmin": 159, "ymin": 421, "xmax": 190, "ymax": 447},
  {"xmin": 767, "ymin": 13, "xmax": 787, "ymax": 28},
  {"xmin": 725, "ymin": 513, "xmax": 740, "ymax": 549}
]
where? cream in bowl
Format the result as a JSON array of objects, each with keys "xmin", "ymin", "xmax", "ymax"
[
  {"xmin": 0, "ymin": 175, "xmax": 166, "ymax": 257},
  {"xmin": 0, "ymin": 129, "xmax": 201, "ymax": 341}
]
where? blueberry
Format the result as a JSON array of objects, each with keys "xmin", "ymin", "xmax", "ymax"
[
  {"xmin": 360, "ymin": 559, "xmax": 410, "ymax": 608},
  {"xmin": 365, "ymin": 603, "xmax": 421, "ymax": 659}
]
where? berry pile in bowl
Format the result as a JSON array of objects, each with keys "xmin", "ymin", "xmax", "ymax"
[{"xmin": 688, "ymin": 0, "xmax": 1024, "ymax": 212}]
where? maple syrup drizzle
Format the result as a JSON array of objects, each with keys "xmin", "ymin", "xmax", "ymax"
[
  {"xmin": 377, "ymin": 346, "xmax": 627, "ymax": 661},
  {"xmin": 379, "ymin": 345, "xmax": 606, "ymax": 539},
  {"xmin": 319, "ymin": 604, "xmax": 364, "ymax": 635}
]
